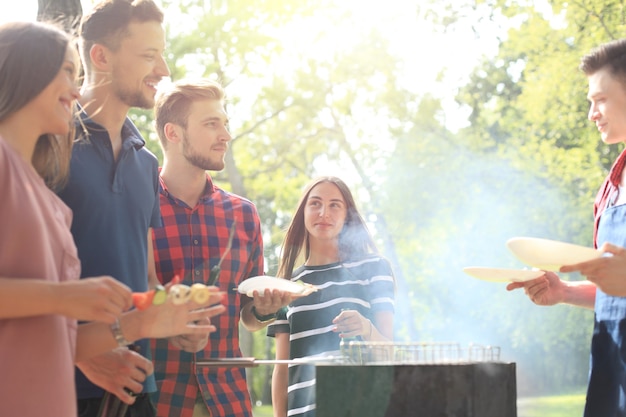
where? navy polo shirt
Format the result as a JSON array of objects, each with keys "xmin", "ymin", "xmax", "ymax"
[{"xmin": 57, "ymin": 109, "xmax": 161, "ymax": 398}]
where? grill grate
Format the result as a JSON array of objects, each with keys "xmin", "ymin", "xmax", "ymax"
[{"xmin": 340, "ymin": 341, "xmax": 501, "ymax": 365}]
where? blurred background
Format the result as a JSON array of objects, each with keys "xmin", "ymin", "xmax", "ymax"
[{"xmin": 7, "ymin": 0, "xmax": 619, "ymax": 414}]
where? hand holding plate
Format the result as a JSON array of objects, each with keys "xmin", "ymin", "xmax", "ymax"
[
  {"xmin": 238, "ymin": 276, "xmax": 318, "ymax": 298},
  {"xmin": 251, "ymin": 288, "xmax": 295, "ymax": 316},
  {"xmin": 561, "ymin": 242, "xmax": 626, "ymax": 296},
  {"xmin": 506, "ymin": 271, "xmax": 565, "ymax": 306}
]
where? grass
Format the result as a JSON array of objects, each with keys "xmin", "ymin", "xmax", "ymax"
[
  {"xmin": 253, "ymin": 405, "xmax": 273, "ymax": 417},
  {"xmin": 253, "ymin": 393, "xmax": 587, "ymax": 417},
  {"xmin": 517, "ymin": 393, "xmax": 586, "ymax": 417}
]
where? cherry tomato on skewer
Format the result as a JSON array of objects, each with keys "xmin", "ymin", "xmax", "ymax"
[{"xmin": 132, "ymin": 290, "xmax": 156, "ymax": 311}]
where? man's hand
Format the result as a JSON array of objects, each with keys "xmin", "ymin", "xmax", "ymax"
[
  {"xmin": 561, "ymin": 242, "xmax": 626, "ymax": 296},
  {"xmin": 77, "ymin": 348, "xmax": 153, "ymax": 404},
  {"xmin": 169, "ymin": 317, "xmax": 210, "ymax": 352},
  {"xmin": 506, "ymin": 271, "xmax": 564, "ymax": 306}
]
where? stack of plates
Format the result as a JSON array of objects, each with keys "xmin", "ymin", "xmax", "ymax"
[{"xmin": 463, "ymin": 237, "xmax": 602, "ymax": 283}]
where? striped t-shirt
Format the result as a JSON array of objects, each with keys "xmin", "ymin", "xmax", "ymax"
[{"xmin": 267, "ymin": 255, "xmax": 395, "ymax": 417}]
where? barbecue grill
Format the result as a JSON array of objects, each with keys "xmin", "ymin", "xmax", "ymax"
[{"xmin": 197, "ymin": 341, "xmax": 517, "ymax": 417}]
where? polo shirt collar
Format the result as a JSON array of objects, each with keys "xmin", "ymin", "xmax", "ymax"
[{"xmin": 75, "ymin": 106, "xmax": 146, "ymax": 150}]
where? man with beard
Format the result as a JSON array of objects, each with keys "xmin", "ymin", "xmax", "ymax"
[
  {"xmin": 150, "ymin": 79, "xmax": 294, "ymax": 417},
  {"xmin": 56, "ymin": 1, "xmax": 172, "ymax": 415}
]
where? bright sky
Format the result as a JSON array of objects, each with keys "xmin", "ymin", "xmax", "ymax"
[
  {"xmin": 0, "ymin": 0, "xmax": 500, "ymax": 101},
  {"xmin": 0, "ymin": 0, "xmax": 504, "ymax": 182},
  {"xmin": 0, "ymin": 0, "xmax": 100, "ymax": 22},
  {"xmin": 0, "ymin": 0, "xmax": 34, "ymax": 21},
  {"xmin": 0, "ymin": 0, "xmax": 508, "ymax": 141}
]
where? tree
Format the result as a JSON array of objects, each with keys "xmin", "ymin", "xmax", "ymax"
[
  {"xmin": 39, "ymin": 0, "xmax": 604, "ymax": 401},
  {"xmin": 407, "ymin": 0, "xmax": 626, "ymax": 393},
  {"xmin": 37, "ymin": 0, "xmax": 82, "ymax": 34},
  {"xmin": 151, "ymin": 0, "xmax": 424, "ymax": 402}
]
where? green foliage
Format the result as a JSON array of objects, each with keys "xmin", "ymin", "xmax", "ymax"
[
  {"xmin": 408, "ymin": 0, "xmax": 626, "ymax": 395},
  {"xmin": 156, "ymin": 0, "xmax": 421, "ymax": 402},
  {"xmin": 74, "ymin": 0, "xmax": 626, "ymax": 401},
  {"xmin": 252, "ymin": 405, "xmax": 274, "ymax": 417},
  {"xmin": 128, "ymin": 108, "xmax": 162, "ymax": 160},
  {"xmin": 156, "ymin": 0, "xmax": 614, "ymax": 398}
]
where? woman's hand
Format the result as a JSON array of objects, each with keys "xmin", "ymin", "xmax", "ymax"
[
  {"xmin": 332, "ymin": 309, "xmax": 371, "ymax": 339},
  {"xmin": 56, "ymin": 276, "xmax": 132, "ymax": 323},
  {"xmin": 131, "ymin": 287, "xmax": 225, "ymax": 341},
  {"xmin": 77, "ymin": 347, "xmax": 151, "ymax": 404},
  {"xmin": 251, "ymin": 288, "xmax": 296, "ymax": 316}
]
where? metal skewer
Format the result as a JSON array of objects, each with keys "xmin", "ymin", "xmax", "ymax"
[
  {"xmin": 196, "ymin": 356, "xmax": 343, "ymax": 368},
  {"xmin": 207, "ymin": 221, "xmax": 237, "ymax": 286}
]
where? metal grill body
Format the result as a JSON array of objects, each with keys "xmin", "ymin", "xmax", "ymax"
[{"xmin": 316, "ymin": 342, "xmax": 516, "ymax": 417}]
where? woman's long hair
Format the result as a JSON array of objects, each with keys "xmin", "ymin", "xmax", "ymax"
[
  {"xmin": 0, "ymin": 21, "xmax": 77, "ymax": 190},
  {"xmin": 276, "ymin": 176, "xmax": 379, "ymax": 279}
]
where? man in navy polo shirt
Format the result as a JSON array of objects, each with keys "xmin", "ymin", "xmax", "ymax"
[{"xmin": 56, "ymin": 1, "xmax": 171, "ymax": 416}]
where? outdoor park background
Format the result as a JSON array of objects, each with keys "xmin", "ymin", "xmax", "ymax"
[{"xmin": 5, "ymin": 0, "xmax": 621, "ymax": 415}]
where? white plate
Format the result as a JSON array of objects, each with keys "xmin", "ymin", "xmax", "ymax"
[
  {"xmin": 462, "ymin": 266, "xmax": 545, "ymax": 283},
  {"xmin": 506, "ymin": 237, "xmax": 603, "ymax": 271},
  {"xmin": 237, "ymin": 276, "xmax": 317, "ymax": 297}
]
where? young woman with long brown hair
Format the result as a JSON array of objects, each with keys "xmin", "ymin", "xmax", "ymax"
[{"xmin": 268, "ymin": 176, "xmax": 396, "ymax": 417}]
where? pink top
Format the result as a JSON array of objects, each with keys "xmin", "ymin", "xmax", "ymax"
[{"xmin": 0, "ymin": 137, "xmax": 80, "ymax": 417}]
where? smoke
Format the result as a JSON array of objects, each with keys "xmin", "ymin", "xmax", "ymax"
[{"xmin": 383, "ymin": 143, "xmax": 593, "ymax": 395}]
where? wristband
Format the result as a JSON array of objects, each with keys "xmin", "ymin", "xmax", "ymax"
[
  {"xmin": 251, "ymin": 306, "xmax": 277, "ymax": 323},
  {"xmin": 110, "ymin": 318, "xmax": 132, "ymax": 347}
]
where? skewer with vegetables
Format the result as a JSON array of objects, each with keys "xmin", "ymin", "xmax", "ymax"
[{"xmin": 132, "ymin": 275, "xmax": 222, "ymax": 310}]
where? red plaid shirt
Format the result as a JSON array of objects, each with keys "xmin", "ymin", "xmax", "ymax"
[
  {"xmin": 594, "ymin": 148, "xmax": 626, "ymax": 248},
  {"xmin": 150, "ymin": 174, "xmax": 264, "ymax": 417}
]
